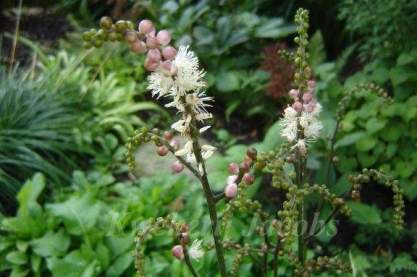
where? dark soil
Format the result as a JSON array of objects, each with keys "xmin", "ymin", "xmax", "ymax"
[{"xmin": 0, "ymin": 7, "xmax": 71, "ymax": 67}]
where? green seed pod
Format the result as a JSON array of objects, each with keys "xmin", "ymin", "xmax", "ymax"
[
  {"xmin": 100, "ymin": 16, "xmax": 113, "ymax": 29},
  {"xmin": 115, "ymin": 20, "xmax": 128, "ymax": 32},
  {"xmin": 92, "ymin": 39, "xmax": 103, "ymax": 48},
  {"xmin": 108, "ymin": 32, "xmax": 118, "ymax": 41},
  {"xmin": 82, "ymin": 31, "xmax": 93, "ymax": 41}
]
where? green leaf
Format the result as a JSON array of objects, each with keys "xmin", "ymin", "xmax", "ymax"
[
  {"xmin": 46, "ymin": 192, "xmax": 102, "ymax": 235},
  {"xmin": 31, "ymin": 230, "xmax": 70, "ymax": 257},
  {"xmin": 365, "ymin": 118, "xmax": 386, "ymax": 134},
  {"xmin": 380, "ymin": 125, "xmax": 402, "ymax": 142},
  {"xmin": 348, "ymin": 202, "xmax": 382, "ymax": 225},
  {"xmin": 104, "ymin": 235, "xmax": 133, "ymax": 257},
  {"xmin": 6, "ymin": 251, "xmax": 28, "ymax": 265},
  {"xmin": 254, "ymin": 19, "xmax": 295, "ymax": 38},
  {"xmin": 335, "ymin": 132, "xmax": 366, "ymax": 148},
  {"xmin": 355, "ymin": 136, "xmax": 377, "ymax": 152},
  {"xmin": 193, "ymin": 26, "xmax": 214, "ymax": 45},
  {"xmin": 261, "ymin": 120, "xmax": 285, "ymax": 151},
  {"xmin": 106, "ymin": 252, "xmax": 133, "ymax": 277},
  {"xmin": 357, "ymin": 152, "xmax": 378, "ymax": 167},
  {"xmin": 215, "ymin": 71, "xmax": 240, "ymax": 92},
  {"xmin": 17, "ymin": 173, "xmax": 45, "ymax": 210}
]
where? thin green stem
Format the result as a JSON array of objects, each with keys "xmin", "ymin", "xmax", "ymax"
[
  {"xmin": 190, "ymin": 128, "xmax": 227, "ymax": 277},
  {"xmin": 182, "ymin": 245, "xmax": 200, "ymax": 277},
  {"xmin": 296, "ymin": 156, "xmax": 306, "ymax": 266}
]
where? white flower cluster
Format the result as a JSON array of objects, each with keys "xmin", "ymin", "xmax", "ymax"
[
  {"xmin": 147, "ymin": 46, "xmax": 216, "ymax": 164},
  {"xmin": 281, "ymin": 81, "xmax": 322, "ymax": 155}
]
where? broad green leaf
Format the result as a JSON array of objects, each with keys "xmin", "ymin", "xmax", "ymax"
[
  {"xmin": 365, "ymin": 118, "xmax": 386, "ymax": 134},
  {"xmin": 6, "ymin": 251, "xmax": 28, "ymax": 265},
  {"xmin": 47, "ymin": 250, "xmax": 91, "ymax": 277},
  {"xmin": 215, "ymin": 71, "xmax": 240, "ymax": 92},
  {"xmin": 193, "ymin": 26, "xmax": 214, "ymax": 45},
  {"xmin": 17, "ymin": 173, "xmax": 45, "ymax": 210},
  {"xmin": 106, "ymin": 252, "xmax": 133, "ymax": 277},
  {"xmin": 355, "ymin": 136, "xmax": 377, "ymax": 152},
  {"xmin": 104, "ymin": 235, "xmax": 133, "ymax": 257},
  {"xmin": 261, "ymin": 120, "xmax": 284, "ymax": 151},
  {"xmin": 335, "ymin": 132, "xmax": 366, "ymax": 148},
  {"xmin": 348, "ymin": 202, "xmax": 381, "ymax": 225},
  {"xmin": 357, "ymin": 152, "xmax": 378, "ymax": 167},
  {"xmin": 31, "ymin": 230, "xmax": 70, "ymax": 257},
  {"xmin": 46, "ymin": 192, "xmax": 102, "ymax": 235}
]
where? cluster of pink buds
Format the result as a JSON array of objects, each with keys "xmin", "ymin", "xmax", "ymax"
[
  {"xmin": 224, "ymin": 148, "xmax": 257, "ymax": 199},
  {"xmin": 172, "ymin": 224, "xmax": 189, "ymax": 260},
  {"xmin": 126, "ymin": 19, "xmax": 177, "ymax": 72},
  {"xmin": 288, "ymin": 80, "xmax": 317, "ymax": 113}
]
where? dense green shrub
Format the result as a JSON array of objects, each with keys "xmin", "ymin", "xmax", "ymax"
[{"xmin": 338, "ymin": 0, "xmax": 417, "ymax": 61}]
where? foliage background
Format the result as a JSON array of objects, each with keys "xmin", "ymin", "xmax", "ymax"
[{"xmin": 1, "ymin": 0, "xmax": 416, "ymax": 276}]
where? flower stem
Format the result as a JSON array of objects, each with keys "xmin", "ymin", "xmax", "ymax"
[
  {"xmin": 296, "ymin": 155, "xmax": 306, "ymax": 266},
  {"xmin": 190, "ymin": 133, "xmax": 227, "ymax": 277},
  {"xmin": 182, "ymin": 245, "xmax": 200, "ymax": 277}
]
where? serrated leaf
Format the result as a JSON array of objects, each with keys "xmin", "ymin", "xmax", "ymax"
[{"xmin": 348, "ymin": 202, "xmax": 381, "ymax": 225}]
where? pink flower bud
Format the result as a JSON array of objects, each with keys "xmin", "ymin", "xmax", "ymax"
[
  {"xmin": 138, "ymin": 19, "xmax": 154, "ymax": 34},
  {"xmin": 157, "ymin": 146, "xmax": 168, "ymax": 156},
  {"xmin": 162, "ymin": 46, "xmax": 177, "ymax": 60},
  {"xmin": 180, "ymin": 232, "xmax": 189, "ymax": 244},
  {"xmin": 228, "ymin": 162, "xmax": 239, "ymax": 174},
  {"xmin": 225, "ymin": 183, "xmax": 238, "ymax": 198},
  {"xmin": 172, "ymin": 245, "xmax": 184, "ymax": 260},
  {"xmin": 171, "ymin": 161, "xmax": 184, "ymax": 173},
  {"xmin": 307, "ymin": 80, "xmax": 316, "ymax": 89},
  {"xmin": 160, "ymin": 61, "xmax": 175, "ymax": 75},
  {"xmin": 292, "ymin": 101, "xmax": 303, "ymax": 112},
  {"xmin": 240, "ymin": 161, "xmax": 250, "ymax": 172},
  {"xmin": 144, "ymin": 58, "xmax": 159, "ymax": 71},
  {"xmin": 227, "ymin": 175, "xmax": 238, "ymax": 185},
  {"xmin": 147, "ymin": 48, "xmax": 161, "ymax": 63},
  {"xmin": 289, "ymin": 89, "xmax": 299, "ymax": 99},
  {"xmin": 163, "ymin": 131, "xmax": 173, "ymax": 141},
  {"xmin": 156, "ymin": 30, "xmax": 171, "ymax": 46},
  {"xmin": 125, "ymin": 31, "xmax": 138, "ymax": 43},
  {"xmin": 302, "ymin": 92, "xmax": 313, "ymax": 104},
  {"xmin": 130, "ymin": 40, "xmax": 147, "ymax": 54},
  {"xmin": 305, "ymin": 102, "xmax": 316, "ymax": 113},
  {"xmin": 242, "ymin": 173, "xmax": 254, "ymax": 185},
  {"xmin": 146, "ymin": 35, "xmax": 159, "ymax": 49}
]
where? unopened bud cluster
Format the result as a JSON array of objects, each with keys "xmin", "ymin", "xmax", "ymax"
[
  {"xmin": 337, "ymin": 83, "xmax": 393, "ymax": 121},
  {"xmin": 83, "ymin": 17, "xmax": 177, "ymax": 72},
  {"xmin": 348, "ymin": 168, "xmax": 405, "ymax": 229},
  {"xmin": 295, "ymin": 256, "xmax": 351, "ymax": 276},
  {"xmin": 126, "ymin": 127, "xmax": 185, "ymax": 174},
  {"xmin": 224, "ymin": 147, "xmax": 258, "ymax": 198}
]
